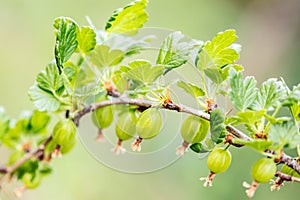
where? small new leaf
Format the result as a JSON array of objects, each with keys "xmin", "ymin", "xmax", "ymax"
[
  {"xmin": 228, "ymin": 71, "xmax": 257, "ymax": 111},
  {"xmin": 196, "ymin": 29, "xmax": 239, "ymax": 70},
  {"xmin": 232, "ymin": 138, "xmax": 273, "ymax": 154},
  {"xmin": 125, "ymin": 59, "xmax": 164, "ymax": 84},
  {"xmin": 105, "ymin": 0, "xmax": 148, "ymax": 35},
  {"xmin": 226, "ymin": 110, "xmax": 265, "ymax": 127},
  {"xmin": 89, "ymin": 45, "xmax": 125, "ymax": 69},
  {"xmin": 196, "ymin": 29, "xmax": 239, "ymax": 84},
  {"xmin": 210, "ymin": 109, "xmax": 226, "ymax": 143},
  {"xmin": 156, "ymin": 31, "xmax": 192, "ymax": 69},
  {"xmin": 36, "ymin": 62, "xmax": 64, "ymax": 94},
  {"xmin": 54, "ymin": 17, "xmax": 79, "ymax": 73},
  {"xmin": 77, "ymin": 26, "xmax": 96, "ymax": 54},
  {"xmin": 176, "ymin": 80, "xmax": 205, "ymax": 98}
]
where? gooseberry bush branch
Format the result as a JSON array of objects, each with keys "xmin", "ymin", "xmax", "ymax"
[{"xmin": 0, "ymin": 0, "xmax": 300, "ymax": 198}]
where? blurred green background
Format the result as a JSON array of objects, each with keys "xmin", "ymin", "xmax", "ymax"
[{"xmin": 1, "ymin": 0, "xmax": 300, "ymax": 199}]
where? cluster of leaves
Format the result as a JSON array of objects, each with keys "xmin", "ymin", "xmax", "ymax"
[{"xmin": 0, "ymin": 0, "xmax": 300, "ymax": 198}]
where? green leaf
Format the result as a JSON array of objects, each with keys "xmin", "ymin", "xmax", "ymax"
[
  {"xmin": 232, "ymin": 138, "xmax": 273, "ymax": 153},
  {"xmin": 125, "ymin": 59, "xmax": 164, "ymax": 84},
  {"xmin": 54, "ymin": 17, "xmax": 79, "ymax": 73},
  {"xmin": 269, "ymin": 121, "xmax": 300, "ymax": 149},
  {"xmin": 228, "ymin": 71, "xmax": 257, "ymax": 111},
  {"xmin": 227, "ymin": 110, "xmax": 266, "ymax": 126},
  {"xmin": 196, "ymin": 29, "xmax": 239, "ymax": 70},
  {"xmin": 105, "ymin": 0, "xmax": 148, "ymax": 35},
  {"xmin": 156, "ymin": 31, "xmax": 191, "ymax": 69},
  {"xmin": 210, "ymin": 109, "xmax": 226, "ymax": 143},
  {"xmin": 77, "ymin": 26, "xmax": 96, "ymax": 54},
  {"xmin": 89, "ymin": 45, "xmax": 125, "ymax": 69},
  {"xmin": 252, "ymin": 78, "xmax": 285, "ymax": 111},
  {"xmin": 176, "ymin": 80, "xmax": 205, "ymax": 98},
  {"xmin": 36, "ymin": 62, "xmax": 64, "ymax": 94},
  {"xmin": 28, "ymin": 85, "xmax": 61, "ymax": 112},
  {"xmin": 196, "ymin": 30, "xmax": 239, "ymax": 84}
]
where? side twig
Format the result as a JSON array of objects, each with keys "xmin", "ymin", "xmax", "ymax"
[{"xmin": 0, "ymin": 136, "xmax": 53, "ymax": 187}]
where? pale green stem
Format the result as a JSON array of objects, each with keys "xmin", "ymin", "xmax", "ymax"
[
  {"xmin": 52, "ymin": 90, "xmax": 72, "ymax": 106},
  {"xmin": 258, "ymin": 116, "xmax": 265, "ymax": 133},
  {"xmin": 201, "ymin": 71, "xmax": 209, "ymax": 99},
  {"xmin": 212, "ymin": 84, "xmax": 219, "ymax": 100},
  {"xmin": 265, "ymin": 105, "xmax": 282, "ymax": 132}
]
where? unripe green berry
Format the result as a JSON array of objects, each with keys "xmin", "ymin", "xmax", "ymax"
[
  {"xmin": 207, "ymin": 147, "xmax": 231, "ymax": 174},
  {"xmin": 115, "ymin": 111, "xmax": 137, "ymax": 141},
  {"xmin": 251, "ymin": 158, "xmax": 276, "ymax": 183},
  {"xmin": 92, "ymin": 98, "xmax": 114, "ymax": 129},
  {"xmin": 136, "ymin": 108, "xmax": 162, "ymax": 139},
  {"xmin": 52, "ymin": 119, "xmax": 76, "ymax": 147},
  {"xmin": 180, "ymin": 115, "xmax": 209, "ymax": 144}
]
